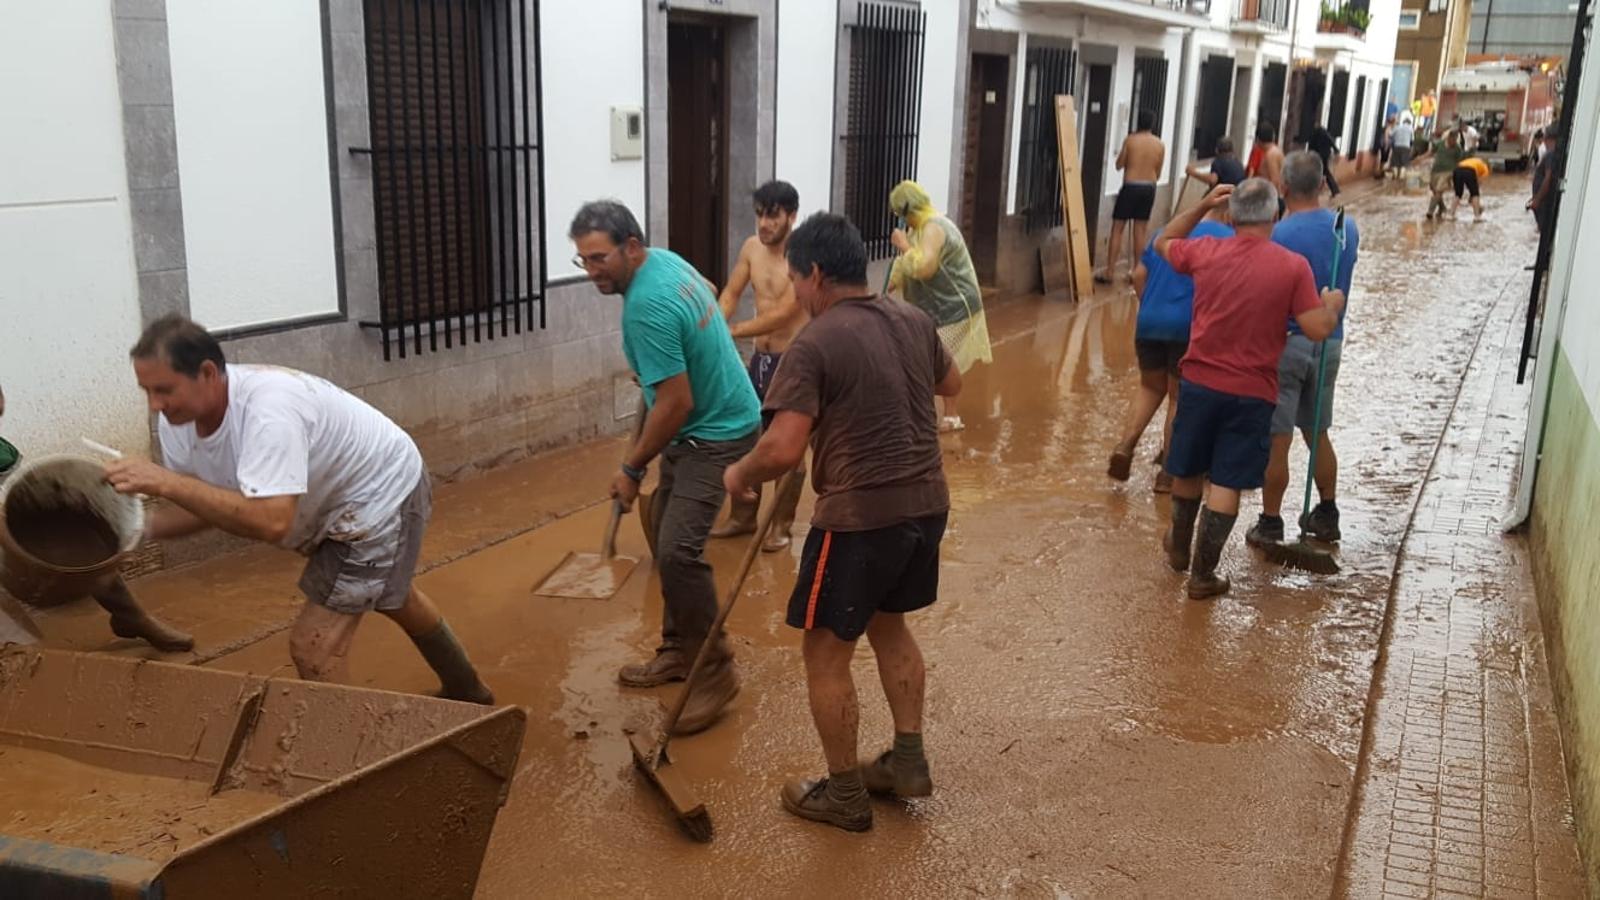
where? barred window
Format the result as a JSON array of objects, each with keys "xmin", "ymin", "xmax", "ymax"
[
  {"xmin": 1016, "ymin": 44, "xmax": 1076, "ymax": 233},
  {"xmin": 361, "ymin": 0, "xmax": 546, "ymax": 360},
  {"xmin": 842, "ymin": 1, "xmax": 927, "ymax": 260},
  {"xmin": 1130, "ymin": 54, "xmax": 1169, "ymax": 136}
]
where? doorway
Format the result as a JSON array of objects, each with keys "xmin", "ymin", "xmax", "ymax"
[
  {"xmin": 1258, "ymin": 61, "xmax": 1288, "ymax": 141},
  {"xmin": 961, "ymin": 54, "xmax": 1009, "ymax": 286},
  {"xmin": 1348, "ymin": 75, "xmax": 1368, "ymax": 157},
  {"xmin": 1194, "ymin": 55, "xmax": 1234, "ymax": 158},
  {"xmin": 667, "ymin": 20, "xmax": 728, "ymax": 283},
  {"xmin": 1081, "ymin": 64, "xmax": 1112, "ymax": 253},
  {"xmin": 1287, "ymin": 65, "xmax": 1327, "ymax": 148},
  {"xmin": 1229, "ymin": 64, "xmax": 1252, "ymax": 150}
]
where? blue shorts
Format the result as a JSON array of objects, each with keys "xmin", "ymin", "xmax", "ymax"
[{"xmin": 1165, "ymin": 380, "xmax": 1274, "ymax": 490}]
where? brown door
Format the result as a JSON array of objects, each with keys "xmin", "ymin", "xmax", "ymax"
[
  {"xmin": 667, "ymin": 21, "xmax": 727, "ymax": 284},
  {"xmin": 1081, "ymin": 65, "xmax": 1112, "ymax": 253},
  {"xmin": 961, "ymin": 54, "xmax": 1010, "ymax": 285}
]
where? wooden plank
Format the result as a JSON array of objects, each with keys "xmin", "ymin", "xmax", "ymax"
[{"xmin": 1055, "ymin": 95, "xmax": 1095, "ymax": 298}]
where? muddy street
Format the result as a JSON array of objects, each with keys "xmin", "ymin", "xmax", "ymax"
[{"xmin": 26, "ymin": 175, "xmax": 1577, "ymax": 896}]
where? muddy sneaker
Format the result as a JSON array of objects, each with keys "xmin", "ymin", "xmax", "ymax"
[
  {"xmin": 1301, "ymin": 501, "xmax": 1342, "ymax": 542},
  {"xmin": 618, "ymin": 647, "xmax": 688, "ymax": 687},
  {"xmin": 781, "ymin": 777, "xmax": 872, "ymax": 832},
  {"xmin": 1107, "ymin": 445, "xmax": 1134, "ymax": 481},
  {"xmin": 860, "ymin": 750, "xmax": 933, "ymax": 798},
  {"xmin": 1244, "ymin": 514, "xmax": 1285, "ymax": 548},
  {"xmin": 672, "ymin": 661, "xmax": 740, "ymax": 735}
]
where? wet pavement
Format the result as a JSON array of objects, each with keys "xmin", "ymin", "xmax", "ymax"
[{"xmin": 22, "ymin": 174, "xmax": 1584, "ymax": 896}]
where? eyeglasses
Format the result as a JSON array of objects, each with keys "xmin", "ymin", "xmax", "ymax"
[{"xmin": 572, "ymin": 247, "xmax": 621, "ymax": 271}]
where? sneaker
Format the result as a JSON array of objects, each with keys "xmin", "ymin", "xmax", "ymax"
[
  {"xmin": 1302, "ymin": 501, "xmax": 1342, "ymax": 542},
  {"xmin": 860, "ymin": 750, "xmax": 933, "ymax": 798},
  {"xmin": 1244, "ymin": 514, "xmax": 1285, "ymax": 548},
  {"xmin": 617, "ymin": 647, "xmax": 688, "ymax": 687},
  {"xmin": 671, "ymin": 660, "xmax": 740, "ymax": 735},
  {"xmin": 781, "ymin": 778, "xmax": 872, "ymax": 832}
]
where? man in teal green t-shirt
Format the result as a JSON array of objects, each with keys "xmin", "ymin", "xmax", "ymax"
[{"xmin": 569, "ymin": 200, "xmax": 760, "ymax": 735}]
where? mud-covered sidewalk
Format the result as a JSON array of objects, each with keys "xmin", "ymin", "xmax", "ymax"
[{"xmin": 31, "ymin": 175, "xmax": 1582, "ymax": 896}]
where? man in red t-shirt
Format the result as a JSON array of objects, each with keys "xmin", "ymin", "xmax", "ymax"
[{"xmin": 1155, "ymin": 181, "xmax": 1345, "ymax": 599}]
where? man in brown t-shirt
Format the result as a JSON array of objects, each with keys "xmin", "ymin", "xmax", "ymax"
[{"xmin": 724, "ymin": 213, "xmax": 962, "ymax": 833}]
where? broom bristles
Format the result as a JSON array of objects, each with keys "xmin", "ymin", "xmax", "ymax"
[{"xmin": 1263, "ymin": 539, "xmax": 1341, "ymax": 575}]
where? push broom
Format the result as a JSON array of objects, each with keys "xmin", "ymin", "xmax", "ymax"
[
  {"xmin": 1264, "ymin": 207, "xmax": 1345, "ymax": 576},
  {"xmin": 629, "ymin": 470, "xmax": 801, "ymax": 842}
]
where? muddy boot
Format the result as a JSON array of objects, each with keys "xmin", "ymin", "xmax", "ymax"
[
  {"xmin": 860, "ymin": 732, "xmax": 933, "ymax": 798},
  {"xmin": 95, "ymin": 579, "xmax": 195, "ymax": 653},
  {"xmin": 672, "ymin": 652, "xmax": 740, "ymax": 735},
  {"xmin": 1187, "ymin": 508, "xmax": 1237, "ymax": 601},
  {"xmin": 412, "ymin": 620, "xmax": 495, "ymax": 705},
  {"xmin": 1244, "ymin": 514, "xmax": 1285, "ymax": 548},
  {"xmin": 781, "ymin": 773, "xmax": 872, "ymax": 832},
  {"xmin": 1301, "ymin": 500, "xmax": 1342, "ymax": 542},
  {"xmin": 1163, "ymin": 496, "xmax": 1201, "ymax": 573},
  {"xmin": 709, "ymin": 487, "xmax": 760, "ymax": 539},
  {"xmin": 1152, "ymin": 471, "xmax": 1173, "ymax": 494},
  {"xmin": 762, "ymin": 470, "xmax": 806, "ymax": 553},
  {"xmin": 618, "ymin": 646, "xmax": 688, "ymax": 687},
  {"xmin": 1107, "ymin": 442, "xmax": 1134, "ymax": 481}
]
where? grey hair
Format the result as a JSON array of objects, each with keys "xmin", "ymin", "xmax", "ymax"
[
  {"xmin": 1282, "ymin": 151, "xmax": 1324, "ymax": 200},
  {"xmin": 568, "ymin": 199, "xmax": 644, "ymax": 245},
  {"xmin": 1229, "ymin": 177, "xmax": 1279, "ymax": 225}
]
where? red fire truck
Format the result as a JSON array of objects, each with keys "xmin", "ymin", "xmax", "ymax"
[{"xmin": 1437, "ymin": 59, "xmax": 1559, "ymax": 171}]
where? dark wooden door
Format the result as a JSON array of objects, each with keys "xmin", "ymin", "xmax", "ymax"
[
  {"xmin": 1195, "ymin": 55, "xmax": 1234, "ymax": 158},
  {"xmin": 1259, "ymin": 62, "xmax": 1288, "ymax": 140},
  {"xmin": 1082, "ymin": 64, "xmax": 1112, "ymax": 252},
  {"xmin": 961, "ymin": 53, "xmax": 1009, "ymax": 285},
  {"xmin": 667, "ymin": 21, "xmax": 727, "ymax": 284}
]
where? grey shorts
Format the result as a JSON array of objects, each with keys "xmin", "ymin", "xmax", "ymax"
[
  {"xmin": 298, "ymin": 476, "xmax": 431, "ymax": 615},
  {"xmin": 1272, "ymin": 335, "xmax": 1342, "ymax": 436}
]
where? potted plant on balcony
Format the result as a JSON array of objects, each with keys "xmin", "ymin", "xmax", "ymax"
[{"xmin": 1343, "ymin": 6, "xmax": 1371, "ymax": 34}]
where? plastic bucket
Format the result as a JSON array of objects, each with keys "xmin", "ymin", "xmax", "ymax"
[{"xmin": 0, "ymin": 454, "xmax": 144, "ymax": 608}]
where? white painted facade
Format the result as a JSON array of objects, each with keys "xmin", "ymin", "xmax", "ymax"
[
  {"xmin": 776, "ymin": 1, "xmax": 840, "ymax": 218},
  {"xmin": 167, "ymin": 0, "xmax": 342, "ymax": 331},
  {"xmin": 0, "ymin": 1, "xmax": 149, "ymax": 457}
]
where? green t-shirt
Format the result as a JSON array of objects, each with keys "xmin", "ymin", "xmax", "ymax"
[
  {"xmin": 1431, "ymin": 140, "xmax": 1465, "ymax": 174},
  {"xmin": 621, "ymin": 249, "xmax": 760, "ymax": 442}
]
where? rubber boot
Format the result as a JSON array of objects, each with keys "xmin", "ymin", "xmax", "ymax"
[
  {"xmin": 1187, "ymin": 508, "xmax": 1237, "ymax": 600},
  {"xmin": 411, "ymin": 620, "xmax": 495, "ymax": 705},
  {"xmin": 762, "ymin": 470, "xmax": 806, "ymax": 553},
  {"xmin": 672, "ymin": 635, "xmax": 739, "ymax": 735},
  {"xmin": 1164, "ymin": 496, "xmax": 1201, "ymax": 572},
  {"xmin": 710, "ymin": 486, "xmax": 760, "ymax": 539},
  {"xmin": 94, "ymin": 577, "xmax": 194, "ymax": 653}
]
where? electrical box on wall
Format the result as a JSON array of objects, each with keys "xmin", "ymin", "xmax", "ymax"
[{"xmin": 611, "ymin": 106, "xmax": 643, "ymax": 160}]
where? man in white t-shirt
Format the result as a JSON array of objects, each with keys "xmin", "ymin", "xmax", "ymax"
[{"xmin": 103, "ymin": 316, "xmax": 493, "ymax": 703}]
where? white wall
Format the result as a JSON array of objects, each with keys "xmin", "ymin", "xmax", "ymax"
[
  {"xmin": 168, "ymin": 0, "xmax": 340, "ymax": 332},
  {"xmin": 541, "ymin": 0, "xmax": 646, "ymax": 273},
  {"xmin": 1552, "ymin": 60, "xmax": 1600, "ymax": 408},
  {"xmin": 776, "ymin": 0, "xmax": 839, "ymax": 218},
  {"xmin": 917, "ymin": 0, "xmax": 964, "ymax": 211},
  {"xmin": 0, "ymin": 2, "xmax": 149, "ymax": 456}
]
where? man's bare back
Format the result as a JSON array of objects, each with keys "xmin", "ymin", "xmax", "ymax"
[
  {"xmin": 1258, "ymin": 144, "xmax": 1286, "ymax": 191},
  {"xmin": 721, "ymin": 236, "xmax": 806, "ymax": 353},
  {"xmin": 1118, "ymin": 131, "xmax": 1166, "ymax": 184}
]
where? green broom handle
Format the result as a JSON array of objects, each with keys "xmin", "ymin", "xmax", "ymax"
[{"xmin": 1302, "ymin": 208, "xmax": 1347, "ymax": 520}]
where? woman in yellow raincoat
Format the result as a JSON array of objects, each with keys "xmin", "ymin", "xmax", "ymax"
[{"xmin": 888, "ymin": 180, "xmax": 993, "ymax": 431}]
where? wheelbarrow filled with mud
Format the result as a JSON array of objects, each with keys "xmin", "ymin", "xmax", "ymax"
[{"xmin": 0, "ymin": 646, "xmax": 526, "ymax": 898}]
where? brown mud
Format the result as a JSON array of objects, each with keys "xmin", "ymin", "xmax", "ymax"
[
  {"xmin": 23, "ymin": 177, "xmax": 1571, "ymax": 896},
  {"xmin": 6, "ymin": 500, "xmax": 119, "ymax": 569}
]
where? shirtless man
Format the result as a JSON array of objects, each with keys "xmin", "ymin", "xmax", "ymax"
[
  {"xmin": 1099, "ymin": 110, "xmax": 1166, "ymax": 285},
  {"xmin": 1250, "ymin": 123, "xmax": 1287, "ymax": 191},
  {"xmin": 711, "ymin": 181, "xmax": 810, "ymax": 552}
]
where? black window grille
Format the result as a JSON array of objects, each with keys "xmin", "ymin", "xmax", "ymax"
[
  {"xmin": 842, "ymin": 1, "xmax": 927, "ymax": 260},
  {"xmin": 1327, "ymin": 69, "xmax": 1351, "ymax": 146},
  {"xmin": 1372, "ymin": 77, "xmax": 1390, "ymax": 151},
  {"xmin": 1017, "ymin": 44, "xmax": 1076, "ymax": 233},
  {"xmin": 1130, "ymin": 55, "xmax": 1169, "ymax": 135},
  {"xmin": 1194, "ymin": 55, "xmax": 1234, "ymax": 158},
  {"xmin": 360, "ymin": 0, "xmax": 546, "ymax": 361},
  {"xmin": 1348, "ymin": 74, "xmax": 1367, "ymax": 158},
  {"xmin": 1258, "ymin": 61, "xmax": 1288, "ymax": 138}
]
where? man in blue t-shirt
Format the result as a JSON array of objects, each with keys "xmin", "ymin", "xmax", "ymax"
[
  {"xmin": 1247, "ymin": 151, "xmax": 1360, "ymax": 550},
  {"xmin": 570, "ymin": 200, "xmax": 760, "ymax": 735},
  {"xmin": 1108, "ymin": 208, "xmax": 1233, "ymax": 493}
]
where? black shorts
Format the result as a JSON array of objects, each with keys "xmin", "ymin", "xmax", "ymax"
[
  {"xmin": 1134, "ymin": 338, "xmax": 1186, "ymax": 375},
  {"xmin": 1165, "ymin": 379, "xmax": 1274, "ymax": 491},
  {"xmin": 786, "ymin": 513, "xmax": 947, "ymax": 641},
  {"xmin": 1453, "ymin": 168, "xmax": 1481, "ymax": 198},
  {"xmin": 1112, "ymin": 182, "xmax": 1157, "ymax": 221}
]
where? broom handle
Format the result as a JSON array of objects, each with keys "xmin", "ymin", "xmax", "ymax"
[
  {"xmin": 1302, "ymin": 209, "xmax": 1346, "ymax": 519},
  {"xmin": 604, "ymin": 396, "xmax": 651, "ymax": 558},
  {"xmin": 658, "ymin": 470, "xmax": 800, "ymax": 746}
]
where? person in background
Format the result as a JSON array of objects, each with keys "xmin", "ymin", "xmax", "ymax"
[
  {"xmin": 1374, "ymin": 117, "xmax": 1395, "ymax": 180},
  {"xmin": 1529, "ymin": 127, "xmax": 1562, "ymax": 239},
  {"xmin": 1099, "ymin": 110, "xmax": 1167, "ymax": 284},
  {"xmin": 1389, "ymin": 114, "xmax": 1415, "ymax": 179},
  {"xmin": 1307, "ymin": 125, "xmax": 1341, "ymax": 199},
  {"xmin": 1186, "ymin": 137, "xmax": 1246, "ymax": 189},
  {"xmin": 889, "ymin": 180, "xmax": 992, "ymax": 433},
  {"xmin": 1454, "ymin": 154, "xmax": 1490, "ymax": 221},
  {"xmin": 1425, "ymin": 128, "xmax": 1466, "ymax": 220},
  {"xmin": 1108, "ymin": 198, "xmax": 1235, "ymax": 494},
  {"xmin": 0, "ymin": 383, "xmax": 194, "ymax": 652}
]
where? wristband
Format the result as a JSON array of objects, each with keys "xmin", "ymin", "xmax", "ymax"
[{"xmin": 621, "ymin": 463, "xmax": 647, "ymax": 483}]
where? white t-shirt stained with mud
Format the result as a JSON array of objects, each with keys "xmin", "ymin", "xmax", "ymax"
[{"xmin": 157, "ymin": 365, "xmax": 424, "ymax": 555}]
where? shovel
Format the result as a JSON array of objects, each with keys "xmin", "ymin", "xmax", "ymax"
[
  {"xmin": 1263, "ymin": 207, "xmax": 1345, "ymax": 576},
  {"xmin": 630, "ymin": 470, "xmax": 798, "ymax": 843},
  {"xmin": 530, "ymin": 399, "xmax": 647, "ymax": 600}
]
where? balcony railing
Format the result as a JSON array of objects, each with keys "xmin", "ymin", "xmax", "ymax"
[{"xmin": 1234, "ymin": 0, "xmax": 1290, "ymax": 28}]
